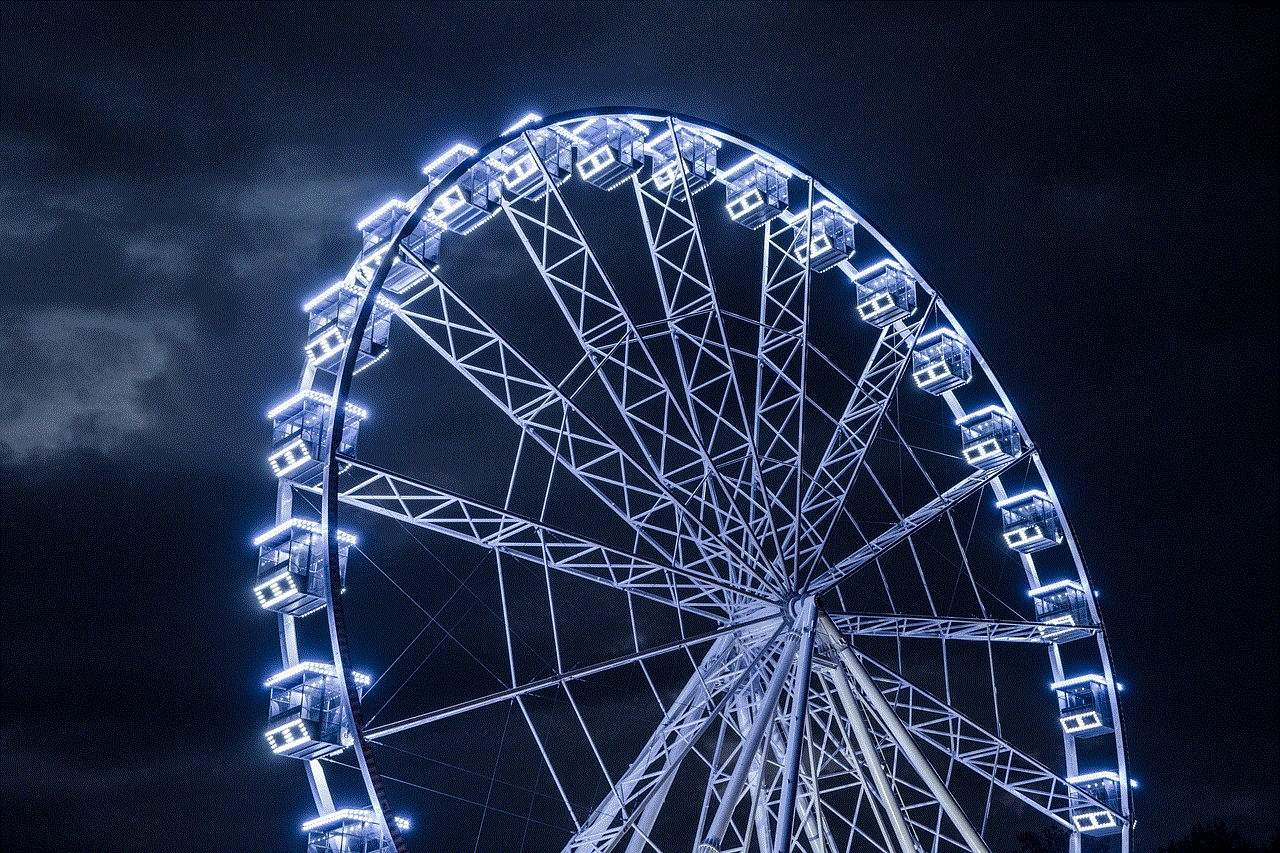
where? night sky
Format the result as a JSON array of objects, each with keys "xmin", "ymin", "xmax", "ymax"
[{"xmin": 1, "ymin": 2, "xmax": 1276, "ymax": 852}]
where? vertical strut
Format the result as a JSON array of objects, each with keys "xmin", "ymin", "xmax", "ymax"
[
  {"xmin": 817, "ymin": 677, "xmax": 898, "ymax": 853},
  {"xmin": 817, "ymin": 612, "xmax": 991, "ymax": 853},
  {"xmin": 698, "ymin": 625, "xmax": 803, "ymax": 853},
  {"xmin": 772, "ymin": 598, "xmax": 817, "ymax": 853},
  {"xmin": 822, "ymin": 656, "xmax": 918, "ymax": 853}
]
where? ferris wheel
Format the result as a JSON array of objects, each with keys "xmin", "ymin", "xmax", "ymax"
[{"xmin": 253, "ymin": 109, "xmax": 1132, "ymax": 853}]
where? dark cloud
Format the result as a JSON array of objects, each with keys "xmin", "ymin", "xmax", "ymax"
[{"xmin": 0, "ymin": 307, "xmax": 195, "ymax": 460}]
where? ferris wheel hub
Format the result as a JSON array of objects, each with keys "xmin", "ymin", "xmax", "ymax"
[{"xmin": 783, "ymin": 591, "xmax": 816, "ymax": 623}]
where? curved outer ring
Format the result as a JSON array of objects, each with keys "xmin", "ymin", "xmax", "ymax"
[{"xmin": 289, "ymin": 107, "xmax": 1131, "ymax": 850}]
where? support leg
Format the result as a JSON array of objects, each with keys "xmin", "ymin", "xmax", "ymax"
[
  {"xmin": 822, "ymin": 659, "xmax": 919, "ymax": 853},
  {"xmin": 698, "ymin": 627, "xmax": 803, "ymax": 853},
  {"xmin": 773, "ymin": 599, "xmax": 818, "ymax": 853},
  {"xmin": 817, "ymin": 612, "xmax": 991, "ymax": 853}
]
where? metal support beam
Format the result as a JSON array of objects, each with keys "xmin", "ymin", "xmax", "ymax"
[
  {"xmin": 827, "ymin": 612, "xmax": 1096, "ymax": 644},
  {"xmin": 367, "ymin": 617, "xmax": 778, "ymax": 742},
  {"xmin": 792, "ymin": 303, "xmax": 932, "ymax": 585},
  {"xmin": 331, "ymin": 453, "xmax": 761, "ymax": 617},
  {"xmin": 809, "ymin": 450, "xmax": 1027, "ymax": 595},
  {"xmin": 820, "ymin": 656, "xmax": 918, "ymax": 853},
  {"xmin": 698, "ymin": 624, "xmax": 803, "ymax": 853},
  {"xmin": 772, "ymin": 598, "xmax": 817, "ymax": 853},
  {"xmin": 817, "ymin": 612, "xmax": 991, "ymax": 853},
  {"xmin": 566, "ymin": 621, "xmax": 789, "ymax": 853}
]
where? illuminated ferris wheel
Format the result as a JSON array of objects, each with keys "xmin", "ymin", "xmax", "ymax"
[{"xmin": 253, "ymin": 109, "xmax": 1132, "ymax": 853}]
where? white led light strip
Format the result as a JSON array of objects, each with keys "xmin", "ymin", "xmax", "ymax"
[{"xmin": 253, "ymin": 518, "xmax": 357, "ymax": 548}]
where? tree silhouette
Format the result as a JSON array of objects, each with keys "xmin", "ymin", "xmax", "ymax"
[
  {"xmin": 1156, "ymin": 822, "xmax": 1277, "ymax": 853},
  {"xmin": 1016, "ymin": 822, "xmax": 1279, "ymax": 853},
  {"xmin": 1018, "ymin": 825, "xmax": 1070, "ymax": 853}
]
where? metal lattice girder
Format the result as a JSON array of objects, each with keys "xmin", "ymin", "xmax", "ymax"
[
  {"xmin": 632, "ymin": 119, "xmax": 782, "ymax": 588},
  {"xmin": 791, "ymin": 307, "xmax": 934, "ymax": 585},
  {"xmin": 501, "ymin": 131, "xmax": 773, "ymax": 594},
  {"xmin": 809, "ymin": 449, "xmax": 1028, "ymax": 594},
  {"xmin": 816, "ymin": 617, "xmax": 991, "ymax": 853},
  {"xmin": 794, "ymin": 703, "xmax": 840, "ymax": 853},
  {"xmin": 771, "ymin": 600, "xmax": 817, "ymax": 853},
  {"xmin": 564, "ymin": 622, "xmax": 787, "ymax": 853},
  {"xmin": 852, "ymin": 649, "xmax": 1125, "ymax": 831},
  {"xmin": 389, "ymin": 276, "xmax": 742, "ymax": 602},
  {"xmin": 698, "ymin": 617, "xmax": 808, "ymax": 853},
  {"xmin": 710, "ymin": 677, "xmax": 839, "ymax": 853},
  {"xmin": 828, "ymin": 612, "xmax": 1099, "ymax": 644},
  {"xmin": 620, "ymin": 642, "xmax": 786, "ymax": 853},
  {"xmin": 331, "ymin": 455, "xmax": 760, "ymax": 618},
  {"xmin": 740, "ymin": 708, "xmax": 839, "ymax": 853},
  {"xmin": 753, "ymin": 193, "xmax": 815, "ymax": 583}
]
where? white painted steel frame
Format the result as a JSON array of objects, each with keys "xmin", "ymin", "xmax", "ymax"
[{"xmin": 262, "ymin": 108, "xmax": 1130, "ymax": 853}]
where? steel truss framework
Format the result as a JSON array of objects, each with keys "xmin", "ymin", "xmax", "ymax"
[{"xmin": 258, "ymin": 109, "xmax": 1132, "ymax": 853}]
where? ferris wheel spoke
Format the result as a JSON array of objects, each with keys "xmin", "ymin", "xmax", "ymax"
[
  {"xmin": 790, "ymin": 302, "xmax": 934, "ymax": 586},
  {"xmin": 331, "ymin": 454, "xmax": 756, "ymax": 616},
  {"xmin": 809, "ymin": 448, "xmax": 1028, "ymax": 595},
  {"xmin": 769, "ymin": 600, "xmax": 818, "ymax": 852},
  {"xmin": 364, "ymin": 616, "xmax": 778, "ymax": 743},
  {"xmin": 795, "ymin": 705, "xmax": 839, "ymax": 853},
  {"xmin": 565, "ymin": 622, "xmax": 786, "ymax": 853},
  {"xmin": 705, "ymin": 696, "xmax": 776, "ymax": 853},
  {"xmin": 699, "ymin": 608, "xmax": 807, "ymax": 853},
  {"xmin": 391, "ymin": 284, "xmax": 738, "ymax": 595},
  {"xmin": 631, "ymin": 119, "xmax": 783, "ymax": 586},
  {"xmin": 504, "ymin": 134, "xmax": 774, "ymax": 593},
  {"xmin": 814, "ymin": 661, "xmax": 919, "ymax": 853},
  {"xmin": 806, "ymin": 682, "xmax": 903, "ymax": 853},
  {"xmin": 753, "ymin": 189, "xmax": 815, "ymax": 584},
  {"xmin": 753, "ymin": 689, "xmax": 836, "ymax": 853},
  {"xmin": 843, "ymin": 641, "xmax": 1125, "ymax": 834},
  {"xmin": 826, "ymin": 612, "xmax": 1096, "ymax": 644},
  {"xmin": 712, "ymin": 690, "xmax": 832, "ymax": 853},
  {"xmin": 875, "ymin": 413, "xmax": 1000, "ymax": 621}
]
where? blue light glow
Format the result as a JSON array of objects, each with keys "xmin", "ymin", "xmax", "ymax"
[
  {"xmin": 577, "ymin": 144, "xmax": 616, "ymax": 182},
  {"xmin": 955, "ymin": 405, "xmax": 1012, "ymax": 427},
  {"xmin": 268, "ymin": 438, "xmax": 311, "ymax": 477},
  {"xmin": 996, "ymin": 490, "xmax": 1052, "ymax": 510},
  {"xmin": 915, "ymin": 327, "xmax": 963, "ymax": 347},
  {"xmin": 265, "ymin": 661, "xmax": 370, "ymax": 688},
  {"xmin": 267, "ymin": 390, "xmax": 369, "ymax": 421},
  {"xmin": 1060, "ymin": 711, "xmax": 1104, "ymax": 733},
  {"xmin": 726, "ymin": 188, "xmax": 765, "ymax": 221},
  {"xmin": 1051, "ymin": 674, "xmax": 1109, "ymax": 691},
  {"xmin": 356, "ymin": 198, "xmax": 404, "ymax": 231},
  {"xmin": 421, "ymin": 142, "xmax": 477, "ymax": 177},
  {"xmin": 253, "ymin": 518, "xmax": 357, "ymax": 548},
  {"xmin": 303, "ymin": 280, "xmax": 398, "ymax": 314},
  {"xmin": 302, "ymin": 809, "xmax": 411, "ymax": 833},
  {"xmin": 253, "ymin": 568, "xmax": 299, "ymax": 608},
  {"xmin": 503, "ymin": 152, "xmax": 539, "ymax": 189},
  {"xmin": 1027, "ymin": 579, "xmax": 1086, "ymax": 598},
  {"xmin": 502, "ymin": 112, "xmax": 542, "ymax": 135}
]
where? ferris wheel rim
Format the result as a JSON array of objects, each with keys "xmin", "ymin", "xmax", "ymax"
[{"xmin": 259, "ymin": 106, "xmax": 1133, "ymax": 851}]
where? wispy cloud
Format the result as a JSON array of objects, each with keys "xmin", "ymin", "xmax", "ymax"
[{"xmin": 0, "ymin": 307, "xmax": 194, "ymax": 461}]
